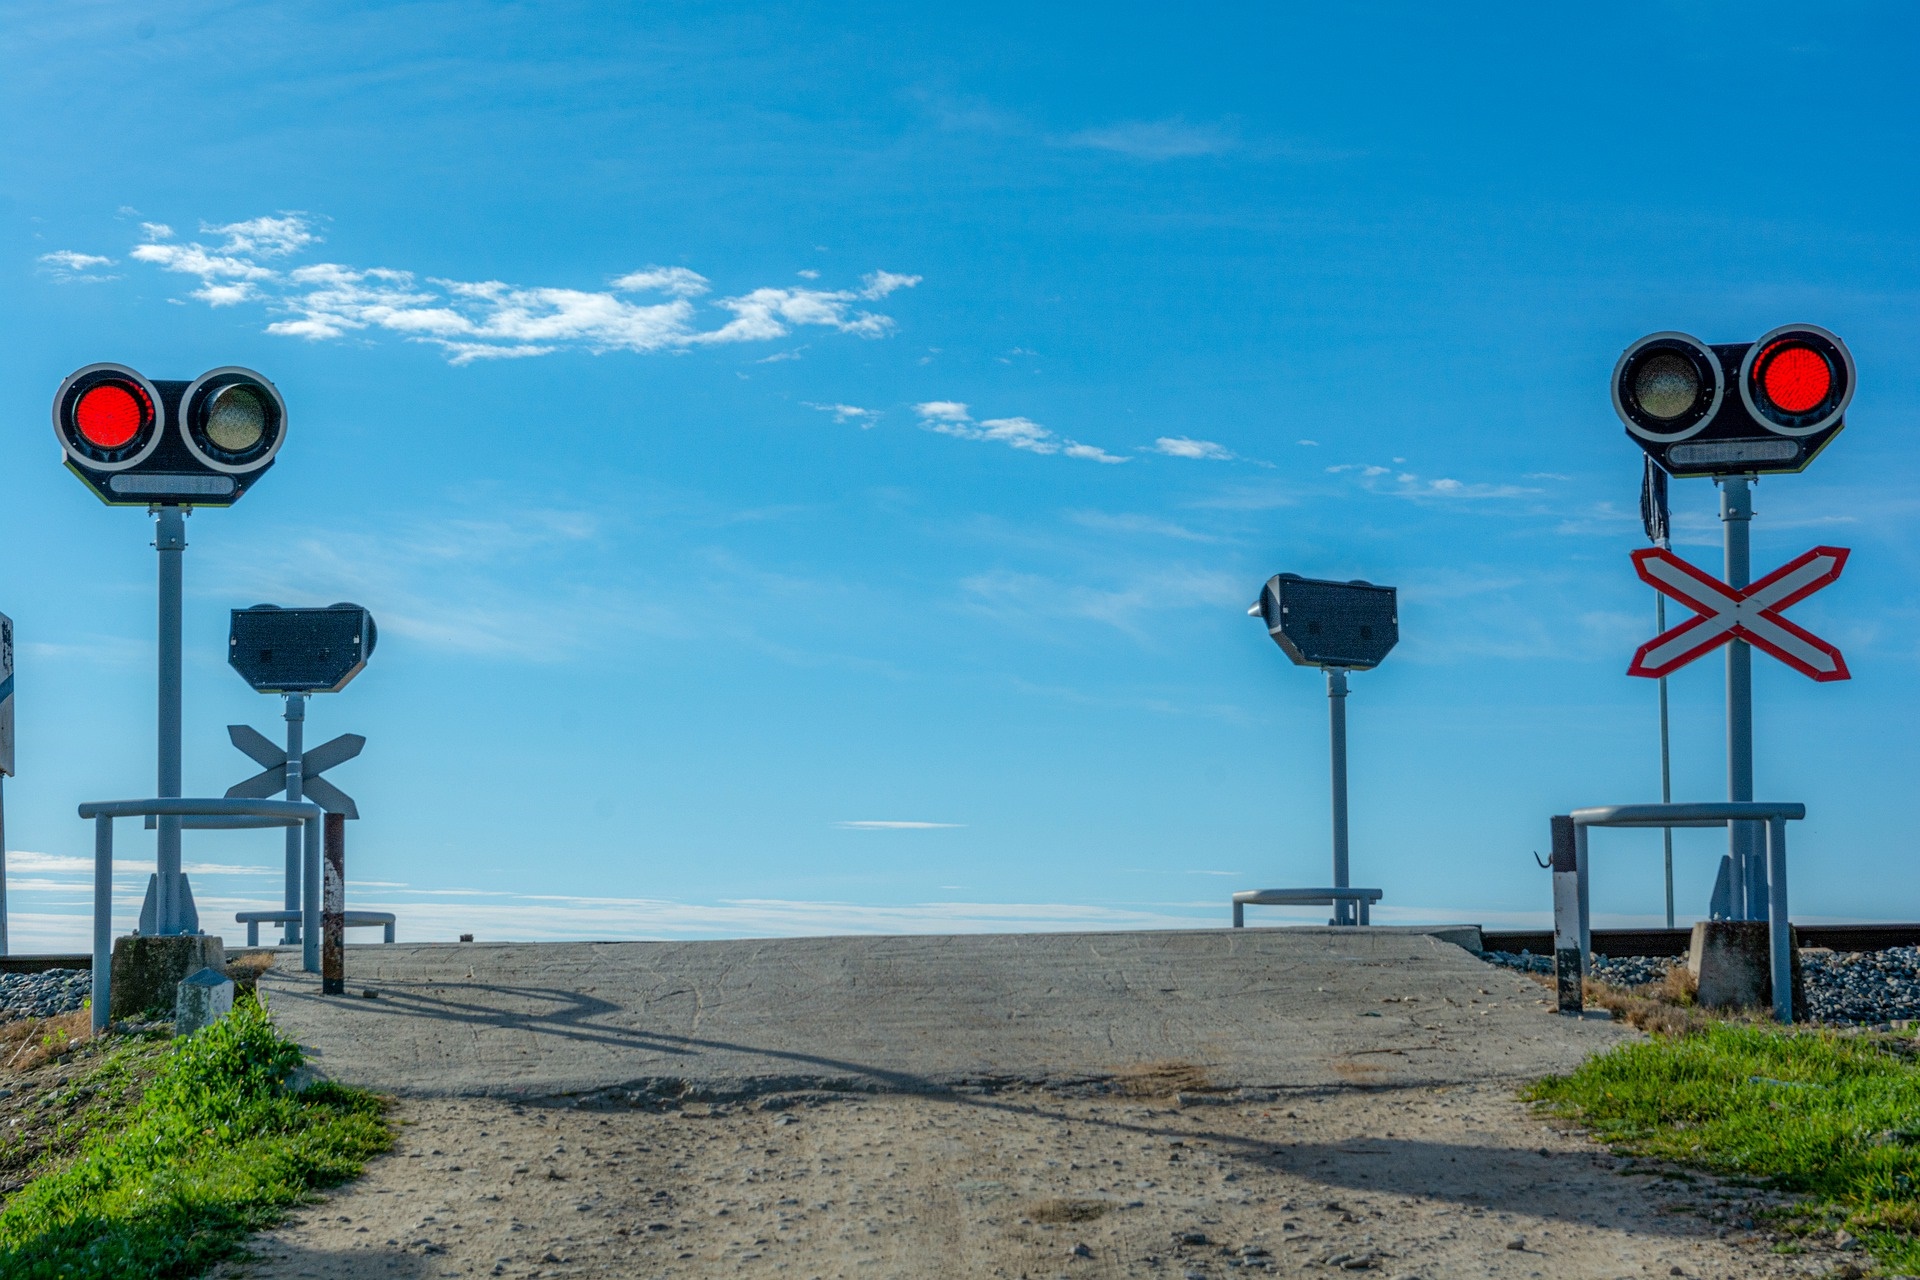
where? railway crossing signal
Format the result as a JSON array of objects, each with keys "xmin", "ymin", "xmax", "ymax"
[
  {"xmin": 225, "ymin": 601, "xmax": 376, "ymax": 946},
  {"xmin": 1627, "ymin": 546, "xmax": 1849, "ymax": 683},
  {"xmin": 1613, "ymin": 325, "xmax": 1854, "ymax": 479},
  {"xmin": 53, "ymin": 361, "xmax": 292, "ymax": 938},
  {"xmin": 53, "ymin": 363, "xmax": 286, "ymax": 507},
  {"xmin": 1611, "ymin": 322, "xmax": 1858, "ymax": 927},
  {"xmin": 1249, "ymin": 574, "xmax": 1399, "ymax": 925}
]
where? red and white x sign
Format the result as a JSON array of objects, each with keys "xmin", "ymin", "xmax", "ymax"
[{"xmin": 1628, "ymin": 546, "xmax": 1850, "ymax": 682}]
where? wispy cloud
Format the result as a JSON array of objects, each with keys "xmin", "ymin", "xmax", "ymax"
[
  {"xmin": 105, "ymin": 214, "xmax": 919, "ymax": 365},
  {"xmin": 198, "ymin": 506, "xmax": 681, "ymax": 660},
  {"xmin": 37, "ymin": 250, "xmax": 118, "ymax": 283},
  {"xmin": 806, "ymin": 402, "xmax": 883, "ymax": 427},
  {"xmin": 1066, "ymin": 510, "xmax": 1222, "ymax": 543},
  {"xmin": 834, "ymin": 820, "xmax": 965, "ymax": 830},
  {"xmin": 1061, "ymin": 118, "xmax": 1238, "ymax": 160},
  {"xmin": 913, "ymin": 402, "xmax": 1125, "ymax": 464},
  {"xmin": 1325, "ymin": 462, "xmax": 1540, "ymax": 502},
  {"xmin": 1149, "ymin": 436, "xmax": 1234, "ymax": 461},
  {"xmin": 961, "ymin": 565, "xmax": 1245, "ymax": 639}
]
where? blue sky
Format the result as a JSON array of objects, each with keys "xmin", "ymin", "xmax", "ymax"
[{"xmin": 4, "ymin": 2, "xmax": 1918, "ymax": 949}]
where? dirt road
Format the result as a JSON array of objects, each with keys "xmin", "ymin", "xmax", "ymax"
[
  {"xmin": 206, "ymin": 930, "xmax": 1845, "ymax": 1278},
  {"xmin": 211, "ymin": 1080, "xmax": 1835, "ymax": 1279}
]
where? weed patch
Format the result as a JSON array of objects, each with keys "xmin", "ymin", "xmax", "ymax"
[
  {"xmin": 1530, "ymin": 1023, "xmax": 1920, "ymax": 1273},
  {"xmin": 0, "ymin": 996, "xmax": 390, "ymax": 1279}
]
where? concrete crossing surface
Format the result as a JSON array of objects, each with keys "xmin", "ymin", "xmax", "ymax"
[{"xmin": 259, "ymin": 926, "xmax": 1632, "ymax": 1099}]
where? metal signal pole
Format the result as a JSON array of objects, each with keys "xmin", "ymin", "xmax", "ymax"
[
  {"xmin": 1657, "ymin": 589, "xmax": 1674, "ymax": 929},
  {"xmin": 281, "ymin": 694, "xmax": 306, "ymax": 944},
  {"xmin": 154, "ymin": 505, "xmax": 189, "ymax": 934},
  {"xmin": 1326, "ymin": 667, "xmax": 1352, "ymax": 926},
  {"xmin": 1721, "ymin": 476, "xmax": 1759, "ymax": 921},
  {"xmin": 1642, "ymin": 459, "xmax": 1676, "ymax": 929}
]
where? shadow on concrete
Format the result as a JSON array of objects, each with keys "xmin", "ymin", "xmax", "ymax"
[
  {"xmin": 269, "ymin": 972, "xmax": 1572, "ymax": 1105},
  {"xmin": 268, "ymin": 978, "xmax": 1009, "ymax": 1096}
]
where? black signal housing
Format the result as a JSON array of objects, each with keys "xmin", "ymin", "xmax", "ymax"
[
  {"xmin": 229, "ymin": 603, "xmax": 378, "ymax": 694},
  {"xmin": 53, "ymin": 363, "xmax": 287, "ymax": 507},
  {"xmin": 1614, "ymin": 326, "xmax": 1854, "ymax": 478},
  {"xmin": 1253, "ymin": 575, "xmax": 1399, "ymax": 670}
]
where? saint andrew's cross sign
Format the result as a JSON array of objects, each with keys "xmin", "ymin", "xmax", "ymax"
[{"xmin": 1628, "ymin": 545, "xmax": 1850, "ymax": 683}]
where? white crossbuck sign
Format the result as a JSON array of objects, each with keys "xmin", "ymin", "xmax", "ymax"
[
  {"xmin": 226, "ymin": 725, "xmax": 365, "ymax": 817},
  {"xmin": 1628, "ymin": 545, "xmax": 1850, "ymax": 683}
]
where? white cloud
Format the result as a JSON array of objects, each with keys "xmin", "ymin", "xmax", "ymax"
[
  {"xmin": 115, "ymin": 213, "xmax": 920, "ymax": 364},
  {"xmin": 1067, "ymin": 510, "xmax": 1220, "ymax": 543},
  {"xmin": 1150, "ymin": 436, "xmax": 1233, "ymax": 461},
  {"xmin": 207, "ymin": 214, "xmax": 318, "ymax": 257},
  {"xmin": 806, "ymin": 402, "xmax": 882, "ymax": 427},
  {"xmin": 834, "ymin": 821, "xmax": 966, "ymax": 830},
  {"xmin": 609, "ymin": 266, "xmax": 709, "ymax": 297},
  {"xmin": 961, "ymin": 565, "xmax": 1246, "ymax": 638},
  {"xmin": 1297, "ymin": 439, "xmax": 1319, "ymax": 446},
  {"xmin": 1326, "ymin": 461, "xmax": 1541, "ymax": 502},
  {"xmin": 37, "ymin": 250, "xmax": 118, "ymax": 282},
  {"xmin": 912, "ymin": 402, "xmax": 1126, "ymax": 464},
  {"xmin": 1062, "ymin": 118, "xmax": 1238, "ymax": 160}
]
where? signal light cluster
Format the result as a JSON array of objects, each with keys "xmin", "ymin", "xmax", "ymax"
[
  {"xmin": 53, "ymin": 363, "xmax": 286, "ymax": 507},
  {"xmin": 1612, "ymin": 325, "xmax": 1854, "ymax": 478}
]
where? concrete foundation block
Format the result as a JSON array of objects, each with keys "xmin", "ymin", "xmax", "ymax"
[
  {"xmin": 1688, "ymin": 921, "xmax": 1804, "ymax": 1017},
  {"xmin": 110, "ymin": 934, "xmax": 226, "ymax": 1020},
  {"xmin": 175, "ymin": 967, "xmax": 236, "ymax": 1036}
]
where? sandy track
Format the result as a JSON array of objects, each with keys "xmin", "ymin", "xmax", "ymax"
[
  {"xmin": 214, "ymin": 932, "xmax": 1853, "ymax": 1277},
  {"xmin": 211, "ymin": 1081, "xmax": 1838, "ymax": 1280}
]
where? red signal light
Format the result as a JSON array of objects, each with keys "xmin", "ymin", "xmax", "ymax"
[
  {"xmin": 1757, "ymin": 343, "xmax": 1831, "ymax": 414},
  {"xmin": 74, "ymin": 381, "xmax": 150, "ymax": 449},
  {"xmin": 1738, "ymin": 324, "xmax": 1853, "ymax": 436}
]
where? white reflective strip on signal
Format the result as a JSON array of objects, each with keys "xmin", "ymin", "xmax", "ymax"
[
  {"xmin": 1742, "ymin": 614, "xmax": 1843, "ymax": 676},
  {"xmin": 1638, "ymin": 554, "xmax": 1738, "ymax": 614},
  {"xmin": 1743, "ymin": 551, "xmax": 1844, "ymax": 611},
  {"xmin": 1639, "ymin": 614, "xmax": 1738, "ymax": 670}
]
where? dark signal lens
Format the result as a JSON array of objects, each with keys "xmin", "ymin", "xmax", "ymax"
[
  {"xmin": 75, "ymin": 381, "xmax": 149, "ymax": 448},
  {"xmin": 1633, "ymin": 354, "xmax": 1700, "ymax": 419},
  {"xmin": 1758, "ymin": 344, "xmax": 1832, "ymax": 413},
  {"xmin": 180, "ymin": 367, "xmax": 285, "ymax": 472},
  {"xmin": 204, "ymin": 384, "xmax": 267, "ymax": 452}
]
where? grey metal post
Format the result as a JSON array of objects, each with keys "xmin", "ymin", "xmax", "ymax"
[
  {"xmin": 0, "ymin": 775, "xmax": 8, "ymax": 956},
  {"xmin": 154, "ymin": 505, "xmax": 187, "ymax": 934},
  {"xmin": 1767, "ymin": 816, "xmax": 1793, "ymax": 1024},
  {"xmin": 1574, "ymin": 822, "xmax": 1591, "ymax": 974},
  {"xmin": 1657, "ymin": 591, "xmax": 1675, "ymax": 931},
  {"xmin": 1326, "ymin": 667, "xmax": 1352, "ymax": 925},
  {"xmin": 302, "ymin": 814, "xmax": 321, "ymax": 973},
  {"xmin": 282, "ymin": 694, "xmax": 306, "ymax": 944},
  {"xmin": 1721, "ymin": 478, "xmax": 1759, "ymax": 920},
  {"xmin": 92, "ymin": 814, "xmax": 112, "ymax": 1035},
  {"xmin": 1550, "ymin": 815, "xmax": 1582, "ymax": 1014}
]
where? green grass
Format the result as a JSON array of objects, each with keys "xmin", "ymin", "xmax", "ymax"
[
  {"xmin": 0, "ymin": 997, "xmax": 391, "ymax": 1279},
  {"xmin": 1529, "ymin": 1023, "xmax": 1920, "ymax": 1273}
]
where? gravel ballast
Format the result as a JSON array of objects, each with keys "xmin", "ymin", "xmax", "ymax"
[
  {"xmin": 1485, "ymin": 946, "xmax": 1920, "ymax": 1027},
  {"xmin": 0, "ymin": 968, "xmax": 91, "ymax": 1020}
]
